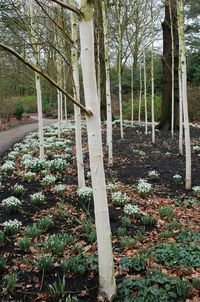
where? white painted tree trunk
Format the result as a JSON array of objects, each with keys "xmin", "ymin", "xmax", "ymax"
[
  {"xmin": 79, "ymin": 0, "xmax": 116, "ymax": 299},
  {"xmin": 117, "ymin": 0, "xmax": 123, "ymax": 139},
  {"xmin": 63, "ymin": 63, "xmax": 68, "ymax": 122},
  {"xmin": 102, "ymin": 0, "xmax": 113, "ymax": 166},
  {"xmin": 151, "ymin": 1, "xmax": 155, "ymax": 144},
  {"xmin": 169, "ymin": 0, "xmax": 175, "ymax": 137},
  {"xmin": 143, "ymin": 50, "xmax": 148, "ymax": 134},
  {"xmin": 179, "ymin": 59, "xmax": 183, "ymax": 155},
  {"xmin": 177, "ymin": 0, "xmax": 192, "ymax": 189},
  {"xmin": 57, "ymin": 88, "xmax": 61, "ymax": 138},
  {"xmin": 29, "ymin": 0, "xmax": 44, "ymax": 160},
  {"xmin": 70, "ymin": 0, "xmax": 85, "ymax": 188},
  {"xmin": 131, "ymin": 56, "xmax": 134, "ymax": 126},
  {"xmin": 138, "ymin": 59, "xmax": 142, "ymax": 124}
]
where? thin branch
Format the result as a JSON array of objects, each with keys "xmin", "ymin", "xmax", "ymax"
[
  {"xmin": 0, "ymin": 43, "xmax": 92, "ymax": 116},
  {"xmin": 49, "ymin": 0, "xmax": 83, "ymax": 17}
]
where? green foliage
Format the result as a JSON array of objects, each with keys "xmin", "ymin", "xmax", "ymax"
[
  {"xmin": 44, "ymin": 234, "xmax": 65, "ymax": 256},
  {"xmin": 166, "ymin": 221, "xmax": 182, "ymax": 231},
  {"xmin": 37, "ymin": 217, "xmax": 54, "ymax": 232},
  {"xmin": 159, "ymin": 206, "xmax": 176, "ymax": 220},
  {"xmin": 151, "ymin": 243, "xmax": 200, "ymax": 268},
  {"xmin": 158, "ymin": 232, "xmax": 173, "ymax": 239},
  {"xmin": 121, "ymin": 256, "xmax": 146, "ymax": 273},
  {"xmin": 117, "ymin": 227, "xmax": 127, "ymax": 237},
  {"xmin": 176, "ymin": 230, "xmax": 200, "ymax": 243},
  {"xmin": 13, "ymin": 102, "xmax": 24, "ymax": 120},
  {"xmin": 25, "ymin": 225, "xmax": 41, "ymax": 239},
  {"xmin": 173, "ymin": 197, "xmax": 198, "ymax": 208},
  {"xmin": 141, "ymin": 215, "xmax": 157, "ymax": 226},
  {"xmin": 116, "ymin": 271, "xmax": 192, "ymax": 302},
  {"xmin": 0, "ymin": 231, "xmax": 5, "ymax": 245},
  {"xmin": 21, "ymin": 95, "xmax": 37, "ymax": 113},
  {"xmin": 3, "ymin": 273, "xmax": 18, "ymax": 294},
  {"xmin": 37, "ymin": 255, "xmax": 53, "ymax": 273},
  {"xmin": 48, "ymin": 275, "xmax": 66, "ymax": 299},
  {"xmin": 19, "ymin": 237, "xmax": 31, "ymax": 252},
  {"xmin": 0, "ymin": 255, "xmax": 6, "ymax": 272},
  {"xmin": 88, "ymin": 229, "xmax": 97, "ymax": 243},
  {"xmin": 120, "ymin": 236, "xmax": 136, "ymax": 250},
  {"xmin": 121, "ymin": 216, "xmax": 131, "ymax": 228},
  {"xmin": 60, "ymin": 254, "xmax": 98, "ymax": 276}
]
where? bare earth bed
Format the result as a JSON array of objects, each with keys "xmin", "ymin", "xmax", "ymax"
[{"xmin": 0, "ymin": 123, "xmax": 200, "ymax": 302}]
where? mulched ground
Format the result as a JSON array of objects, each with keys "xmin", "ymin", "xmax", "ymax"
[{"xmin": 0, "ymin": 124, "xmax": 200, "ymax": 302}]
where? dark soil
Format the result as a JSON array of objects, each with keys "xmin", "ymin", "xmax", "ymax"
[{"xmin": 0, "ymin": 124, "xmax": 200, "ymax": 301}]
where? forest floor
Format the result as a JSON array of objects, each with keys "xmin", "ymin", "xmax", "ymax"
[{"xmin": 0, "ymin": 123, "xmax": 200, "ymax": 302}]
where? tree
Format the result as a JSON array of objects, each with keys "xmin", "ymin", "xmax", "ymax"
[
  {"xmin": 159, "ymin": 0, "xmax": 179, "ymax": 130},
  {"xmin": 79, "ymin": 0, "xmax": 116, "ymax": 299}
]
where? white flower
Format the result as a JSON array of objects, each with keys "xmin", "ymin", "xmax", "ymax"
[
  {"xmin": 192, "ymin": 186, "xmax": 200, "ymax": 195},
  {"xmin": 1, "ymin": 161, "xmax": 15, "ymax": 174},
  {"xmin": 2, "ymin": 219, "xmax": 22, "ymax": 228},
  {"xmin": 78, "ymin": 187, "xmax": 93, "ymax": 199},
  {"xmin": 31, "ymin": 192, "xmax": 45, "ymax": 203},
  {"xmin": 173, "ymin": 174, "xmax": 182, "ymax": 179},
  {"xmin": 137, "ymin": 179, "xmax": 152, "ymax": 196},
  {"xmin": 107, "ymin": 183, "xmax": 118, "ymax": 190},
  {"xmin": 2, "ymin": 196, "xmax": 22, "ymax": 207},
  {"xmin": 148, "ymin": 170, "xmax": 160, "ymax": 180},
  {"xmin": 124, "ymin": 204, "xmax": 140, "ymax": 216},
  {"xmin": 112, "ymin": 191, "xmax": 129, "ymax": 206}
]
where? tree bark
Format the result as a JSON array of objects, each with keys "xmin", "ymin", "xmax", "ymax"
[{"xmin": 158, "ymin": 0, "xmax": 179, "ymax": 130}]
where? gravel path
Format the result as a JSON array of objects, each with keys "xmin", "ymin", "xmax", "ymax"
[{"xmin": 0, "ymin": 117, "xmax": 55, "ymax": 155}]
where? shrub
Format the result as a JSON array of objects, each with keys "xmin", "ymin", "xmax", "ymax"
[{"xmin": 13, "ymin": 102, "xmax": 24, "ymax": 120}]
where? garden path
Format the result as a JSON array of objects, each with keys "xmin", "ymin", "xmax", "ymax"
[{"xmin": 0, "ymin": 117, "xmax": 56, "ymax": 155}]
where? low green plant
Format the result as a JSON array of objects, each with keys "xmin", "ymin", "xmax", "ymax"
[
  {"xmin": 173, "ymin": 197, "xmax": 198, "ymax": 208},
  {"xmin": 13, "ymin": 184, "xmax": 25, "ymax": 197},
  {"xmin": 88, "ymin": 229, "xmax": 97, "ymax": 243},
  {"xmin": 48, "ymin": 275, "xmax": 66, "ymax": 299},
  {"xmin": 117, "ymin": 227, "xmax": 126, "ymax": 237},
  {"xmin": 121, "ymin": 256, "xmax": 146, "ymax": 273},
  {"xmin": 151, "ymin": 243, "xmax": 200, "ymax": 268},
  {"xmin": 2, "ymin": 196, "xmax": 22, "ymax": 214},
  {"xmin": 44, "ymin": 235, "xmax": 65, "ymax": 256},
  {"xmin": 158, "ymin": 231, "xmax": 173, "ymax": 239},
  {"xmin": 159, "ymin": 206, "xmax": 176, "ymax": 220},
  {"xmin": 3, "ymin": 273, "xmax": 18, "ymax": 294},
  {"xmin": 37, "ymin": 255, "xmax": 53, "ymax": 273},
  {"xmin": 0, "ymin": 255, "xmax": 6, "ymax": 272},
  {"xmin": 19, "ymin": 237, "xmax": 31, "ymax": 252},
  {"xmin": 116, "ymin": 271, "xmax": 192, "ymax": 302},
  {"xmin": 141, "ymin": 215, "xmax": 157, "ymax": 226},
  {"xmin": 13, "ymin": 102, "xmax": 24, "ymax": 120},
  {"xmin": 55, "ymin": 184, "xmax": 66, "ymax": 197},
  {"xmin": 173, "ymin": 174, "xmax": 182, "ymax": 185},
  {"xmin": 166, "ymin": 221, "xmax": 182, "ymax": 231},
  {"xmin": 30, "ymin": 192, "xmax": 45, "ymax": 205},
  {"xmin": 25, "ymin": 225, "xmax": 41, "ymax": 239},
  {"xmin": 77, "ymin": 187, "xmax": 93, "ymax": 204},
  {"xmin": 121, "ymin": 217, "xmax": 131, "ymax": 228},
  {"xmin": 37, "ymin": 217, "xmax": 53, "ymax": 232},
  {"xmin": 120, "ymin": 236, "xmax": 136, "ymax": 250},
  {"xmin": 3, "ymin": 219, "xmax": 22, "ymax": 235},
  {"xmin": 23, "ymin": 172, "xmax": 36, "ymax": 182},
  {"xmin": 0, "ymin": 231, "xmax": 4, "ymax": 245},
  {"xmin": 60, "ymin": 254, "xmax": 97, "ymax": 276},
  {"xmin": 65, "ymin": 295, "xmax": 78, "ymax": 302},
  {"xmin": 137, "ymin": 179, "xmax": 152, "ymax": 198},
  {"xmin": 41, "ymin": 175, "xmax": 56, "ymax": 188},
  {"xmin": 112, "ymin": 191, "xmax": 129, "ymax": 207},
  {"xmin": 176, "ymin": 230, "xmax": 200, "ymax": 243}
]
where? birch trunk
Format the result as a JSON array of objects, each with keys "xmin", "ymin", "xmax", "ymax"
[
  {"xmin": 70, "ymin": 0, "xmax": 85, "ymax": 188},
  {"xmin": 117, "ymin": 0, "xmax": 123, "ymax": 139},
  {"xmin": 177, "ymin": 0, "xmax": 191, "ymax": 189},
  {"xmin": 179, "ymin": 55, "xmax": 183, "ymax": 155},
  {"xmin": 102, "ymin": 0, "xmax": 113, "ymax": 166},
  {"xmin": 131, "ymin": 57, "xmax": 134, "ymax": 126},
  {"xmin": 29, "ymin": 0, "xmax": 44, "ymax": 160},
  {"xmin": 143, "ymin": 50, "xmax": 148, "ymax": 134},
  {"xmin": 79, "ymin": 0, "xmax": 116, "ymax": 299},
  {"xmin": 169, "ymin": 0, "xmax": 175, "ymax": 137},
  {"xmin": 57, "ymin": 88, "xmax": 61, "ymax": 138},
  {"xmin": 138, "ymin": 59, "xmax": 142, "ymax": 124},
  {"xmin": 151, "ymin": 1, "xmax": 155, "ymax": 143}
]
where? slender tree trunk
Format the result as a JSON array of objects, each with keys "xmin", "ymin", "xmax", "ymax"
[
  {"xmin": 102, "ymin": 0, "xmax": 113, "ymax": 166},
  {"xmin": 57, "ymin": 88, "xmax": 61, "ymax": 138},
  {"xmin": 143, "ymin": 50, "xmax": 148, "ymax": 134},
  {"xmin": 70, "ymin": 0, "xmax": 85, "ymax": 188},
  {"xmin": 117, "ymin": 0, "xmax": 123, "ymax": 139},
  {"xmin": 79, "ymin": 1, "xmax": 116, "ymax": 299},
  {"xmin": 169, "ymin": 0, "xmax": 175, "ymax": 137},
  {"xmin": 29, "ymin": 0, "xmax": 44, "ymax": 160},
  {"xmin": 177, "ymin": 0, "xmax": 191, "ymax": 189},
  {"xmin": 138, "ymin": 59, "xmax": 142, "ymax": 124},
  {"xmin": 151, "ymin": 0, "xmax": 155, "ymax": 143},
  {"xmin": 131, "ymin": 56, "xmax": 134, "ymax": 126},
  {"xmin": 179, "ymin": 53, "xmax": 183, "ymax": 155}
]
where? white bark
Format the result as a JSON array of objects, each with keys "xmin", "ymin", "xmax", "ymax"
[
  {"xmin": 177, "ymin": 0, "xmax": 192, "ymax": 189},
  {"xmin": 143, "ymin": 50, "xmax": 148, "ymax": 134},
  {"xmin": 102, "ymin": 0, "xmax": 113, "ymax": 166},
  {"xmin": 70, "ymin": 0, "xmax": 85, "ymax": 188},
  {"xmin": 131, "ymin": 56, "xmax": 134, "ymax": 126},
  {"xmin": 29, "ymin": 0, "xmax": 44, "ymax": 160},
  {"xmin": 151, "ymin": 1, "xmax": 155, "ymax": 144},
  {"xmin": 79, "ymin": 0, "xmax": 116, "ymax": 299},
  {"xmin": 138, "ymin": 59, "xmax": 142, "ymax": 124},
  {"xmin": 117, "ymin": 0, "xmax": 123, "ymax": 139},
  {"xmin": 169, "ymin": 0, "xmax": 175, "ymax": 138},
  {"xmin": 179, "ymin": 57, "xmax": 183, "ymax": 155},
  {"xmin": 57, "ymin": 88, "xmax": 61, "ymax": 138}
]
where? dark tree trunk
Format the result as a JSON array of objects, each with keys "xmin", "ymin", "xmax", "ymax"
[
  {"xmin": 158, "ymin": 0, "xmax": 179, "ymax": 130},
  {"xmin": 94, "ymin": 0, "xmax": 107, "ymax": 121}
]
